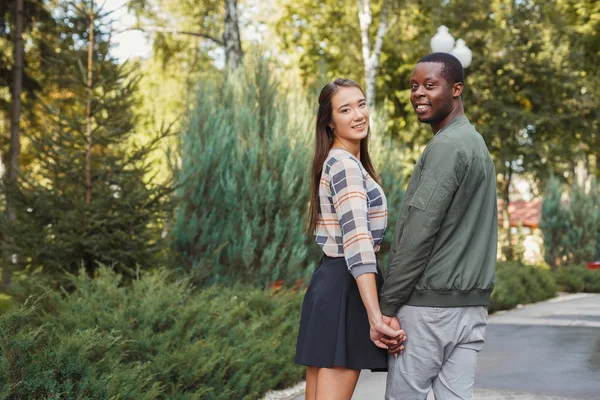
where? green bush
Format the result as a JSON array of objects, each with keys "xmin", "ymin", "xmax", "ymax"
[
  {"xmin": 174, "ymin": 55, "xmax": 315, "ymax": 287},
  {"xmin": 539, "ymin": 176, "xmax": 571, "ymax": 269},
  {"xmin": 564, "ymin": 183, "xmax": 598, "ymax": 265},
  {"xmin": 555, "ymin": 266, "xmax": 600, "ymax": 293},
  {"xmin": 0, "ymin": 266, "xmax": 305, "ymax": 399},
  {"xmin": 489, "ymin": 261, "xmax": 557, "ymax": 313}
]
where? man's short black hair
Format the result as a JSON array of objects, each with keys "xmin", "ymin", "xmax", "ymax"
[{"xmin": 417, "ymin": 52, "xmax": 464, "ymax": 85}]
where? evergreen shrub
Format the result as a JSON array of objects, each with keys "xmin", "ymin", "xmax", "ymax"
[
  {"xmin": 0, "ymin": 266, "xmax": 304, "ymax": 399},
  {"xmin": 489, "ymin": 261, "xmax": 557, "ymax": 313},
  {"xmin": 0, "ymin": 15, "xmax": 172, "ymax": 284},
  {"xmin": 555, "ymin": 266, "xmax": 600, "ymax": 293},
  {"xmin": 564, "ymin": 183, "xmax": 597, "ymax": 265},
  {"xmin": 539, "ymin": 176, "xmax": 570, "ymax": 269},
  {"xmin": 174, "ymin": 55, "xmax": 315, "ymax": 287}
]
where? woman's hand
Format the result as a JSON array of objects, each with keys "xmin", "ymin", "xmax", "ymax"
[
  {"xmin": 369, "ymin": 315, "xmax": 406, "ymax": 356},
  {"xmin": 355, "ymin": 273, "xmax": 406, "ymax": 356},
  {"xmin": 379, "ymin": 316, "xmax": 406, "ymax": 357}
]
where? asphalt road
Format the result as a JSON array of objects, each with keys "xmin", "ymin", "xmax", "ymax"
[{"xmin": 282, "ymin": 293, "xmax": 600, "ymax": 400}]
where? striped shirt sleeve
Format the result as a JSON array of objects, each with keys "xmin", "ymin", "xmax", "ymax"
[{"xmin": 329, "ymin": 158, "xmax": 378, "ymax": 278}]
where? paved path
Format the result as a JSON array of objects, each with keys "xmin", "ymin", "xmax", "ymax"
[{"xmin": 284, "ymin": 293, "xmax": 600, "ymax": 400}]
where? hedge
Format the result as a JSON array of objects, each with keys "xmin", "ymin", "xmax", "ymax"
[
  {"xmin": 0, "ymin": 267, "xmax": 304, "ymax": 399},
  {"xmin": 0, "ymin": 261, "xmax": 584, "ymax": 399},
  {"xmin": 555, "ymin": 266, "xmax": 600, "ymax": 293},
  {"xmin": 489, "ymin": 261, "xmax": 557, "ymax": 313}
]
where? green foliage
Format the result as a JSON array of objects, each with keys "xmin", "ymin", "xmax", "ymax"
[
  {"xmin": 0, "ymin": 266, "xmax": 305, "ymax": 399},
  {"xmin": 174, "ymin": 54, "xmax": 314, "ymax": 287},
  {"xmin": 489, "ymin": 261, "xmax": 557, "ymax": 313},
  {"xmin": 540, "ymin": 176, "xmax": 571, "ymax": 269},
  {"xmin": 541, "ymin": 177, "xmax": 599, "ymax": 271},
  {"xmin": 174, "ymin": 54, "xmax": 406, "ymax": 287},
  {"xmin": 0, "ymin": 1, "xmax": 173, "ymax": 284},
  {"xmin": 591, "ymin": 177, "xmax": 600, "ymax": 260},
  {"xmin": 273, "ymin": 0, "xmax": 599, "ymax": 184},
  {"xmin": 370, "ymin": 111, "xmax": 406, "ymax": 269},
  {"xmin": 0, "ymin": 305, "xmax": 161, "ymax": 399},
  {"xmin": 564, "ymin": 182, "xmax": 598, "ymax": 264},
  {"xmin": 555, "ymin": 266, "xmax": 600, "ymax": 293},
  {"xmin": 0, "ymin": 293, "xmax": 13, "ymax": 314},
  {"xmin": 0, "ymin": 0, "xmax": 54, "ymax": 119}
]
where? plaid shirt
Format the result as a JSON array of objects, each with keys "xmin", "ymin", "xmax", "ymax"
[{"xmin": 315, "ymin": 148, "xmax": 388, "ymax": 278}]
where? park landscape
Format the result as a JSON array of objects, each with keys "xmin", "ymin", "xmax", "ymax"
[{"xmin": 0, "ymin": 0, "xmax": 599, "ymax": 398}]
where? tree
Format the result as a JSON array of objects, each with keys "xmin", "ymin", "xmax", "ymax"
[
  {"xmin": 223, "ymin": 0, "xmax": 243, "ymax": 69},
  {"xmin": 274, "ymin": 0, "xmax": 366, "ymax": 88},
  {"xmin": 553, "ymin": 0, "xmax": 599, "ymax": 177},
  {"xmin": 539, "ymin": 176, "xmax": 570, "ymax": 270},
  {"xmin": 1, "ymin": 0, "xmax": 173, "ymax": 283},
  {"xmin": 564, "ymin": 182, "xmax": 597, "ymax": 265},
  {"xmin": 358, "ymin": 0, "xmax": 392, "ymax": 108},
  {"xmin": 174, "ymin": 55, "xmax": 315, "ymax": 286},
  {"xmin": 127, "ymin": 0, "xmax": 243, "ymax": 70},
  {"xmin": 588, "ymin": 177, "xmax": 600, "ymax": 261},
  {"xmin": 1, "ymin": 0, "xmax": 57, "ymax": 289},
  {"xmin": 1, "ymin": 0, "xmax": 24, "ymax": 290}
]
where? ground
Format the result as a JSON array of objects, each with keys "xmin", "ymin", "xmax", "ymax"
[{"xmin": 276, "ymin": 293, "xmax": 600, "ymax": 400}]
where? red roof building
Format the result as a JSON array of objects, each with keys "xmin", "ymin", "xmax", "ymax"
[{"xmin": 497, "ymin": 199, "xmax": 542, "ymax": 229}]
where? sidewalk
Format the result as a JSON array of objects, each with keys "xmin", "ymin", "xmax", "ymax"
[{"xmin": 265, "ymin": 293, "xmax": 600, "ymax": 400}]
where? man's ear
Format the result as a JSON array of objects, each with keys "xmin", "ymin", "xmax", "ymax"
[{"xmin": 453, "ymin": 82, "xmax": 464, "ymax": 98}]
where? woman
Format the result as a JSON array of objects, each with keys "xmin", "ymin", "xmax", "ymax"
[{"xmin": 295, "ymin": 78, "xmax": 405, "ymax": 400}]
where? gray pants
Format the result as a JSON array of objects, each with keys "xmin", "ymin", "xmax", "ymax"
[{"xmin": 385, "ymin": 305, "xmax": 488, "ymax": 400}]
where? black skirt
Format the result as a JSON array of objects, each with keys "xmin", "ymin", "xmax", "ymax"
[{"xmin": 294, "ymin": 255, "xmax": 388, "ymax": 371}]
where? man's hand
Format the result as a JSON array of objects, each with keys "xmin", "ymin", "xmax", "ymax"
[
  {"xmin": 369, "ymin": 316, "xmax": 405, "ymax": 355},
  {"xmin": 379, "ymin": 316, "xmax": 406, "ymax": 357}
]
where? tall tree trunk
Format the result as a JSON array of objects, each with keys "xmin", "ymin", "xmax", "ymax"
[
  {"xmin": 594, "ymin": 133, "xmax": 600, "ymax": 178},
  {"xmin": 2, "ymin": 0, "xmax": 25, "ymax": 291},
  {"xmin": 86, "ymin": 3, "xmax": 94, "ymax": 205},
  {"xmin": 501, "ymin": 163, "xmax": 513, "ymax": 261},
  {"xmin": 223, "ymin": 0, "xmax": 243, "ymax": 70},
  {"xmin": 358, "ymin": 0, "xmax": 390, "ymax": 109},
  {"xmin": 83, "ymin": 1, "xmax": 94, "ymax": 272}
]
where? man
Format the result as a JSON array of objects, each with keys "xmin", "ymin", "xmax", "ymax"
[{"xmin": 379, "ymin": 53, "xmax": 498, "ymax": 399}]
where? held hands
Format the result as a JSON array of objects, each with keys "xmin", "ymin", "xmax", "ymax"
[{"xmin": 369, "ymin": 315, "xmax": 406, "ymax": 358}]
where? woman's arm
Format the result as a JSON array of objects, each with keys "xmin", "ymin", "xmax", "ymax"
[{"xmin": 356, "ymin": 273, "xmax": 405, "ymax": 353}]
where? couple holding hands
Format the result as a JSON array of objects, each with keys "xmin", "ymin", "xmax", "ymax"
[{"xmin": 295, "ymin": 53, "xmax": 498, "ymax": 400}]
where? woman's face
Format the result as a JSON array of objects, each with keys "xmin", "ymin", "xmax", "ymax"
[{"xmin": 329, "ymin": 87, "xmax": 369, "ymax": 144}]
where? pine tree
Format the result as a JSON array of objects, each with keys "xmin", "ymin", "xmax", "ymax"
[
  {"xmin": 540, "ymin": 176, "xmax": 570, "ymax": 269},
  {"xmin": 1, "ymin": 0, "xmax": 172, "ymax": 283},
  {"xmin": 0, "ymin": 1, "xmax": 57, "ymax": 289},
  {"xmin": 174, "ymin": 56, "xmax": 315, "ymax": 287},
  {"xmin": 564, "ymin": 182, "xmax": 597, "ymax": 265},
  {"xmin": 590, "ymin": 177, "xmax": 600, "ymax": 261}
]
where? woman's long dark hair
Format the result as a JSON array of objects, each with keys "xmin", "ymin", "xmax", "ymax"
[{"xmin": 308, "ymin": 78, "xmax": 380, "ymax": 234}]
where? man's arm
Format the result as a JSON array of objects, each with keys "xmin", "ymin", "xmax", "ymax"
[{"xmin": 380, "ymin": 140, "xmax": 464, "ymax": 316}]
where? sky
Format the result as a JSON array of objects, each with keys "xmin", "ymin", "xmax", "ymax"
[
  {"xmin": 103, "ymin": 0, "xmax": 152, "ymax": 61},
  {"xmin": 102, "ymin": 0, "xmax": 268, "ymax": 65}
]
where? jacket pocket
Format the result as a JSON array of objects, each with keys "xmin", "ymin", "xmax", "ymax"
[{"xmin": 409, "ymin": 175, "xmax": 440, "ymax": 212}]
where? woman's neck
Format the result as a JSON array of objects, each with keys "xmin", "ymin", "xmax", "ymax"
[{"xmin": 331, "ymin": 139, "xmax": 360, "ymax": 159}]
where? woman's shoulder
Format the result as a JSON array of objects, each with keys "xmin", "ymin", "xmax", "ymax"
[{"xmin": 323, "ymin": 149, "xmax": 364, "ymax": 177}]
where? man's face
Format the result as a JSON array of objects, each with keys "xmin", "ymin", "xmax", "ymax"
[{"xmin": 409, "ymin": 62, "xmax": 460, "ymax": 126}]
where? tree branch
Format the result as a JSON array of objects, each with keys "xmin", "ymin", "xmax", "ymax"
[{"xmin": 126, "ymin": 25, "xmax": 225, "ymax": 46}]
